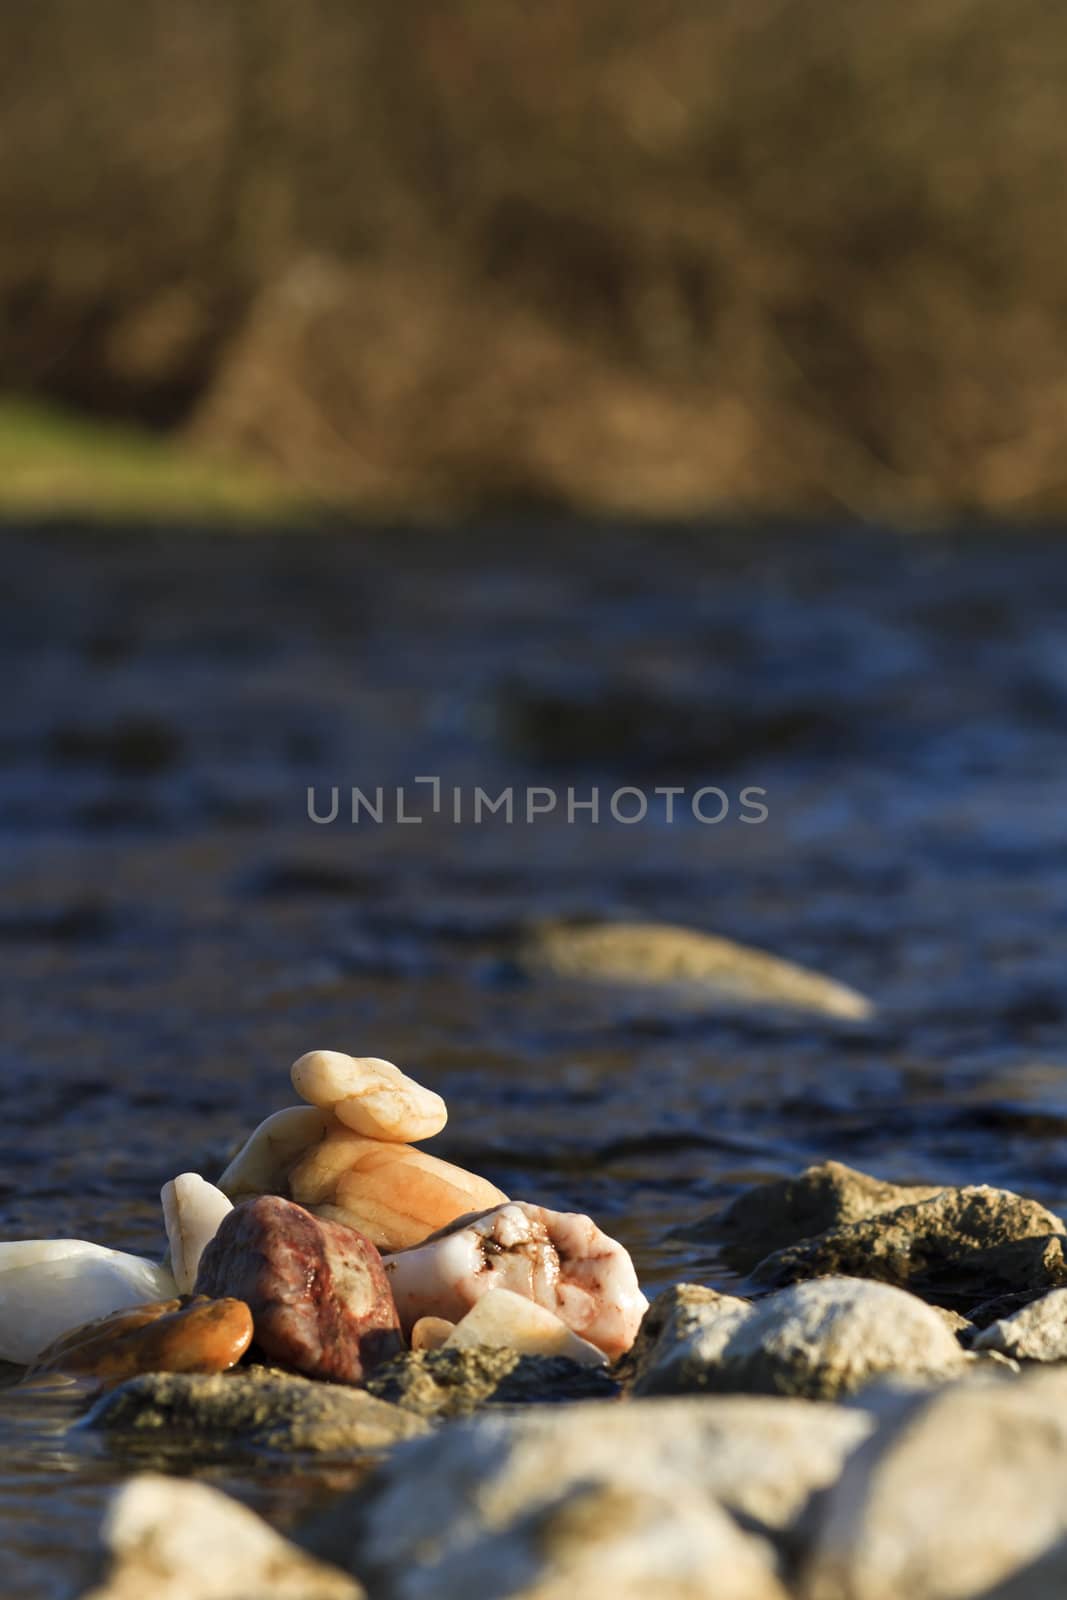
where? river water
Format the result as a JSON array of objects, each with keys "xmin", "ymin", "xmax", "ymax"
[{"xmin": 3, "ymin": 521, "xmax": 1067, "ymax": 1593}]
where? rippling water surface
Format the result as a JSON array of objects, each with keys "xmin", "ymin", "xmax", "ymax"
[{"xmin": 4, "ymin": 522, "xmax": 1067, "ymax": 1594}]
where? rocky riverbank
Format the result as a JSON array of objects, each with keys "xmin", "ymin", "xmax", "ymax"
[{"xmin": 37, "ymin": 1151, "xmax": 1067, "ymax": 1600}]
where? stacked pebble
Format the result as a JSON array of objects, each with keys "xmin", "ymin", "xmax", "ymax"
[{"xmin": 0, "ymin": 1051, "xmax": 648, "ymax": 1384}]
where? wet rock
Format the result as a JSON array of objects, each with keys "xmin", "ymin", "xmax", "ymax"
[
  {"xmin": 291, "ymin": 1050, "xmax": 448, "ymax": 1143},
  {"xmin": 79, "ymin": 1471, "xmax": 360, "ymax": 1600},
  {"xmin": 0, "ymin": 1240, "xmax": 177, "ymax": 1364},
  {"xmin": 306, "ymin": 1396, "xmax": 873, "ymax": 1599},
  {"xmin": 365, "ymin": 1345, "xmax": 618, "ymax": 1418},
  {"xmin": 84, "ymin": 1366, "xmax": 429, "ymax": 1454},
  {"xmin": 444, "ymin": 1287, "xmax": 607, "ymax": 1366},
  {"xmin": 289, "ymin": 1128, "xmax": 508, "ymax": 1252},
  {"xmin": 801, "ymin": 1368, "xmax": 1067, "ymax": 1600},
  {"xmin": 700, "ymin": 1161, "xmax": 944, "ymax": 1275},
  {"xmin": 624, "ymin": 1283, "xmax": 756, "ymax": 1395},
  {"xmin": 971, "ymin": 1288, "xmax": 1067, "ymax": 1362},
  {"xmin": 193, "ymin": 1195, "xmax": 402, "ymax": 1383},
  {"xmin": 27, "ymin": 1296, "xmax": 252, "ymax": 1385},
  {"xmin": 651, "ymin": 1277, "xmax": 966, "ymax": 1400},
  {"xmin": 752, "ymin": 1184, "xmax": 1067, "ymax": 1311},
  {"xmin": 382, "ymin": 1200, "xmax": 647, "ymax": 1358},
  {"xmin": 519, "ymin": 920, "xmax": 873, "ymax": 1020}
]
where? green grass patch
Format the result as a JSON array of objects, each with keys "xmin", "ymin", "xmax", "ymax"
[{"xmin": 0, "ymin": 398, "xmax": 305, "ymax": 522}]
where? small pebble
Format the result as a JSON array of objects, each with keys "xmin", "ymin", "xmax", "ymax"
[
  {"xmin": 26, "ymin": 1295, "xmax": 252, "ymax": 1385},
  {"xmin": 161, "ymin": 1174, "xmax": 233, "ymax": 1294},
  {"xmin": 291, "ymin": 1050, "xmax": 447, "ymax": 1143},
  {"xmin": 194, "ymin": 1194, "xmax": 403, "ymax": 1384},
  {"xmin": 411, "ymin": 1316, "xmax": 455, "ymax": 1352}
]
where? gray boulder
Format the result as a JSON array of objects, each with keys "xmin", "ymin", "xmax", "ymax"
[
  {"xmin": 306, "ymin": 1395, "xmax": 875, "ymax": 1598},
  {"xmin": 801, "ymin": 1368, "xmax": 1067, "ymax": 1599},
  {"xmin": 625, "ymin": 1283, "xmax": 756, "ymax": 1395},
  {"xmin": 752, "ymin": 1185, "xmax": 1067, "ymax": 1311},
  {"xmin": 644, "ymin": 1277, "xmax": 967, "ymax": 1400},
  {"xmin": 697, "ymin": 1161, "xmax": 944, "ymax": 1274}
]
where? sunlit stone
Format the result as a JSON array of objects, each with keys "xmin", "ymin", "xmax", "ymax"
[
  {"xmin": 383, "ymin": 1201, "xmax": 648, "ymax": 1359},
  {"xmin": 289, "ymin": 1126, "xmax": 508, "ymax": 1251},
  {"xmin": 0, "ymin": 1242, "xmax": 177, "ymax": 1365},
  {"xmin": 411, "ymin": 1316, "xmax": 455, "ymax": 1352},
  {"xmin": 217, "ymin": 1105, "xmax": 331, "ymax": 1199},
  {"xmin": 444, "ymin": 1286, "xmax": 608, "ymax": 1366},
  {"xmin": 291, "ymin": 1050, "xmax": 447, "ymax": 1143},
  {"xmin": 26, "ymin": 1295, "xmax": 253, "ymax": 1383},
  {"xmin": 161, "ymin": 1174, "xmax": 234, "ymax": 1294}
]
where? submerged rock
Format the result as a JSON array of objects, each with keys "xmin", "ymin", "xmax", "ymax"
[
  {"xmin": 635, "ymin": 1277, "xmax": 966, "ymax": 1400},
  {"xmin": 365, "ymin": 1345, "xmax": 618, "ymax": 1418},
  {"xmin": 291, "ymin": 1050, "xmax": 448, "ymax": 1143},
  {"xmin": 79, "ymin": 1471, "xmax": 360, "ymax": 1600},
  {"xmin": 289, "ymin": 1128, "xmax": 508, "ymax": 1252},
  {"xmin": 85, "ymin": 1367, "xmax": 429, "ymax": 1454},
  {"xmin": 382, "ymin": 1200, "xmax": 647, "ymax": 1358},
  {"xmin": 0, "ymin": 1240, "xmax": 177, "ymax": 1365},
  {"xmin": 519, "ymin": 919, "xmax": 873, "ymax": 1020},
  {"xmin": 306, "ymin": 1395, "xmax": 872, "ymax": 1598},
  {"xmin": 194, "ymin": 1195, "xmax": 402, "ymax": 1384},
  {"xmin": 971, "ymin": 1287, "xmax": 1067, "ymax": 1362},
  {"xmin": 27, "ymin": 1296, "xmax": 252, "ymax": 1385},
  {"xmin": 699, "ymin": 1161, "xmax": 944, "ymax": 1275},
  {"xmin": 752, "ymin": 1185, "xmax": 1067, "ymax": 1311},
  {"xmin": 801, "ymin": 1368, "xmax": 1067, "ymax": 1600}
]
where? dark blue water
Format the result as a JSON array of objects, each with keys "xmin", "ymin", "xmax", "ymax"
[{"xmin": 3, "ymin": 520, "xmax": 1067, "ymax": 1593}]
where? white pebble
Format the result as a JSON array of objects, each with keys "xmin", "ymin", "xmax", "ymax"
[
  {"xmin": 161, "ymin": 1174, "xmax": 233, "ymax": 1294},
  {"xmin": 0, "ymin": 1241, "xmax": 176, "ymax": 1364},
  {"xmin": 444, "ymin": 1287, "xmax": 608, "ymax": 1366}
]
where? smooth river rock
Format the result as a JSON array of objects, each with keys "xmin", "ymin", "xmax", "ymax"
[
  {"xmin": 217, "ymin": 1104, "xmax": 333, "ymax": 1199},
  {"xmin": 85, "ymin": 1366, "xmax": 429, "ymax": 1454},
  {"xmin": 160, "ymin": 1174, "xmax": 233, "ymax": 1293},
  {"xmin": 289, "ymin": 1128, "xmax": 508, "ymax": 1252},
  {"xmin": 519, "ymin": 919, "xmax": 873, "ymax": 1020},
  {"xmin": 194, "ymin": 1195, "xmax": 402, "ymax": 1383},
  {"xmin": 291, "ymin": 1050, "xmax": 448, "ymax": 1143},
  {"xmin": 79, "ymin": 1471, "xmax": 361, "ymax": 1600},
  {"xmin": 0, "ymin": 1240, "xmax": 177, "ymax": 1365},
  {"xmin": 306, "ymin": 1395, "xmax": 875, "ymax": 1599},
  {"xmin": 635, "ymin": 1277, "xmax": 966, "ymax": 1400},
  {"xmin": 801, "ymin": 1368, "xmax": 1067, "ymax": 1600},
  {"xmin": 751, "ymin": 1184, "xmax": 1067, "ymax": 1311},
  {"xmin": 26, "ymin": 1296, "xmax": 252, "ymax": 1385},
  {"xmin": 698, "ymin": 1161, "xmax": 944, "ymax": 1275}
]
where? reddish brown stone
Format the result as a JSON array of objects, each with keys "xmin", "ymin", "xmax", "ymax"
[
  {"xmin": 194, "ymin": 1194, "xmax": 402, "ymax": 1384},
  {"xmin": 27, "ymin": 1295, "xmax": 253, "ymax": 1384}
]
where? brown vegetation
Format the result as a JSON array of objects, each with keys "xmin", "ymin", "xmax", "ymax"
[{"xmin": 3, "ymin": 1, "xmax": 1067, "ymax": 518}]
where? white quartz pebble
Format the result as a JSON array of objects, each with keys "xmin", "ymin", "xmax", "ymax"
[
  {"xmin": 291, "ymin": 1051, "xmax": 447, "ymax": 1144},
  {"xmin": 0, "ymin": 1241, "xmax": 177, "ymax": 1364},
  {"xmin": 384, "ymin": 1200, "xmax": 648, "ymax": 1359},
  {"xmin": 444, "ymin": 1287, "xmax": 608, "ymax": 1366},
  {"xmin": 161, "ymin": 1174, "xmax": 234, "ymax": 1294}
]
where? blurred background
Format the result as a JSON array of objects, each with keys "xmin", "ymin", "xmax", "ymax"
[{"xmin": 4, "ymin": 0, "xmax": 1067, "ymax": 522}]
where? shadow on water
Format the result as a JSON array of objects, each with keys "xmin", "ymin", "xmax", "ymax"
[{"xmin": 3, "ymin": 520, "xmax": 1067, "ymax": 1590}]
